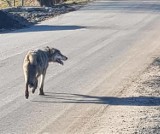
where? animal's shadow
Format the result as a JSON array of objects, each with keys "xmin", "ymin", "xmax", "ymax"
[{"xmin": 32, "ymin": 92, "xmax": 160, "ymax": 106}]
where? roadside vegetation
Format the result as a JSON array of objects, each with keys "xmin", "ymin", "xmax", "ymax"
[{"xmin": 0, "ymin": 0, "xmax": 88, "ymax": 9}]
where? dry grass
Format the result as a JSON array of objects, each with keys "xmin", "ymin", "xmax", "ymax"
[
  {"xmin": 0, "ymin": 0, "xmax": 39, "ymax": 9},
  {"xmin": 0, "ymin": 0, "xmax": 89, "ymax": 9},
  {"xmin": 0, "ymin": 0, "xmax": 20, "ymax": 9}
]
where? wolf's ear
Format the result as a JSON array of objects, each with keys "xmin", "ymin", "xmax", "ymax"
[
  {"xmin": 46, "ymin": 46, "xmax": 55, "ymax": 55},
  {"xmin": 45, "ymin": 46, "xmax": 51, "ymax": 53},
  {"xmin": 46, "ymin": 46, "xmax": 50, "ymax": 50}
]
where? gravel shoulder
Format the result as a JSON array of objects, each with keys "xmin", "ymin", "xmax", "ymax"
[
  {"xmin": 129, "ymin": 58, "xmax": 160, "ymax": 133},
  {"xmin": 97, "ymin": 58, "xmax": 160, "ymax": 134}
]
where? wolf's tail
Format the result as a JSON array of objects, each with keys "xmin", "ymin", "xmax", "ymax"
[{"xmin": 26, "ymin": 52, "xmax": 37, "ymax": 88}]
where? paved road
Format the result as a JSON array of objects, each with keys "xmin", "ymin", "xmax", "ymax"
[{"xmin": 1, "ymin": 0, "xmax": 160, "ymax": 133}]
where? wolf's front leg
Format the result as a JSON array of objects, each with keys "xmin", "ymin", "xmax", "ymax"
[{"xmin": 39, "ymin": 71, "xmax": 46, "ymax": 95}]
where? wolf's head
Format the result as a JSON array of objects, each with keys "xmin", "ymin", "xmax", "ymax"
[{"xmin": 46, "ymin": 46, "xmax": 68, "ymax": 65}]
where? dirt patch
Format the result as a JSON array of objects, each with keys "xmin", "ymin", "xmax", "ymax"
[{"xmin": 0, "ymin": 10, "xmax": 24, "ymax": 31}]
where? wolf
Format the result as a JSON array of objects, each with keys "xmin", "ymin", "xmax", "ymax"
[{"xmin": 23, "ymin": 46, "xmax": 68, "ymax": 99}]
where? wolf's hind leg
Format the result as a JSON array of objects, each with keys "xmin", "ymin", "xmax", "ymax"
[
  {"xmin": 25, "ymin": 83, "xmax": 29, "ymax": 99},
  {"xmin": 24, "ymin": 71, "xmax": 29, "ymax": 99}
]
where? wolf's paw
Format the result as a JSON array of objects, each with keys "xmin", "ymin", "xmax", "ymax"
[{"xmin": 39, "ymin": 92, "xmax": 45, "ymax": 95}]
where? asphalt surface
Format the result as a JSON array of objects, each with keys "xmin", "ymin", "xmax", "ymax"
[{"xmin": 0, "ymin": 0, "xmax": 160, "ymax": 133}]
